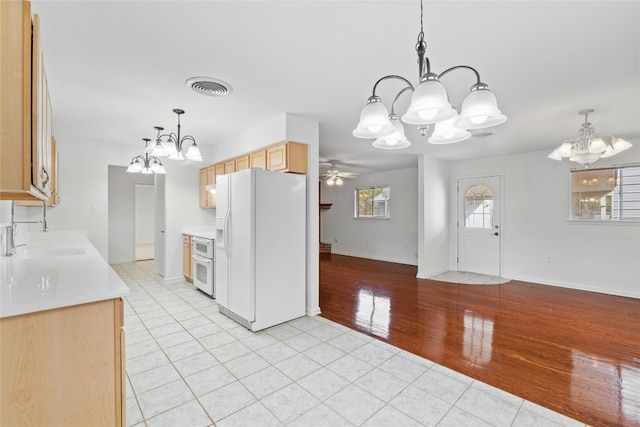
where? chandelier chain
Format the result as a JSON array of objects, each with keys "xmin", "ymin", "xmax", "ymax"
[{"xmin": 416, "ymin": 0, "xmax": 425, "ymax": 50}]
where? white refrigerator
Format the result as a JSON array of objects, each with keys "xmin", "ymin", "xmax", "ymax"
[{"xmin": 215, "ymin": 168, "xmax": 306, "ymax": 331}]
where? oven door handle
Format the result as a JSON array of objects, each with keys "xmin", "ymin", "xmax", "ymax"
[{"xmin": 192, "ymin": 253, "xmax": 213, "ymax": 264}]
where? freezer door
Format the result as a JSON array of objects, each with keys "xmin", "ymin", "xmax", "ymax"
[
  {"xmin": 214, "ymin": 174, "xmax": 229, "ymax": 308},
  {"xmin": 227, "ymin": 169, "xmax": 256, "ymax": 323}
]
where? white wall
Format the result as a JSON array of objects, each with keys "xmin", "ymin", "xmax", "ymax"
[
  {"xmin": 210, "ymin": 113, "xmax": 321, "ymax": 316},
  {"xmin": 18, "ymin": 140, "xmax": 142, "ymax": 258},
  {"xmin": 448, "ymin": 141, "xmax": 640, "ymax": 298},
  {"xmin": 107, "ymin": 166, "xmax": 153, "ymax": 263},
  {"xmin": 135, "ymin": 184, "xmax": 154, "ymax": 243},
  {"xmin": 417, "ymin": 155, "xmax": 450, "ymax": 278},
  {"xmin": 162, "ymin": 161, "xmax": 216, "ymax": 281},
  {"xmin": 321, "ymin": 167, "xmax": 418, "ymax": 265}
]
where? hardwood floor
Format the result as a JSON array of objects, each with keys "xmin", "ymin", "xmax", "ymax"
[{"xmin": 319, "ymin": 254, "xmax": 640, "ymax": 427}]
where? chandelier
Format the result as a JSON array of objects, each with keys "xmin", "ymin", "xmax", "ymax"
[
  {"xmin": 548, "ymin": 109, "xmax": 632, "ymax": 166},
  {"xmin": 127, "ymin": 138, "xmax": 166, "ymax": 174},
  {"xmin": 353, "ymin": 0, "xmax": 506, "ymax": 150},
  {"xmin": 149, "ymin": 108, "xmax": 203, "ymax": 161}
]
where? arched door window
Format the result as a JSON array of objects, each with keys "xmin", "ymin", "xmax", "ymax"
[{"xmin": 464, "ymin": 185, "xmax": 494, "ymax": 228}]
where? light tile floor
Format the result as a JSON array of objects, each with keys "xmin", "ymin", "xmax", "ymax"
[
  {"xmin": 428, "ymin": 270, "xmax": 511, "ymax": 285},
  {"xmin": 112, "ymin": 261, "xmax": 584, "ymax": 427}
]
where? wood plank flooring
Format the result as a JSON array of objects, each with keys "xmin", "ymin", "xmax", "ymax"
[{"xmin": 319, "ymin": 254, "xmax": 640, "ymax": 427}]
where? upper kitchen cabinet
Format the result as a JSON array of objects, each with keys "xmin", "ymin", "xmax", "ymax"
[
  {"xmin": 224, "ymin": 159, "xmax": 235, "ymax": 175},
  {"xmin": 206, "ymin": 165, "xmax": 216, "ymax": 208},
  {"xmin": 199, "ymin": 168, "xmax": 208, "ymax": 208},
  {"xmin": 267, "ymin": 142, "xmax": 308, "ymax": 174},
  {"xmin": 249, "ymin": 150, "xmax": 267, "ymax": 170},
  {"xmin": 235, "ymin": 155, "xmax": 249, "ymax": 172},
  {"xmin": 0, "ymin": 1, "xmax": 54, "ymax": 201}
]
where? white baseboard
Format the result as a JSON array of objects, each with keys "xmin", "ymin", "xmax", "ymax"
[
  {"xmin": 306, "ymin": 306, "xmax": 322, "ymax": 316},
  {"xmin": 509, "ymin": 274, "xmax": 640, "ymax": 299},
  {"xmin": 330, "ymin": 249, "xmax": 418, "ymax": 266}
]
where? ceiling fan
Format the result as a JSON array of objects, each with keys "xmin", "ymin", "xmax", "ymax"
[{"xmin": 320, "ymin": 161, "xmax": 358, "ymax": 186}]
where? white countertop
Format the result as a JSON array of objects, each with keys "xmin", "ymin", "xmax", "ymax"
[
  {"xmin": 182, "ymin": 226, "xmax": 216, "ymax": 240},
  {"xmin": 0, "ymin": 230, "xmax": 129, "ymax": 318}
]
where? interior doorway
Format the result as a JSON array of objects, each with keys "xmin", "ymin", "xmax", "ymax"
[
  {"xmin": 457, "ymin": 175, "xmax": 502, "ymax": 277},
  {"xmin": 134, "ymin": 184, "xmax": 155, "ymax": 261}
]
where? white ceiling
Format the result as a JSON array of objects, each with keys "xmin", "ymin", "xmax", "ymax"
[{"xmin": 31, "ymin": 1, "xmax": 640, "ymax": 176}]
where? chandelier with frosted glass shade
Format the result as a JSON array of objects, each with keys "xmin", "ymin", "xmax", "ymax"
[
  {"xmin": 353, "ymin": 0, "xmax": 506, "ymax": 149},
  {"xmin": 127, "ymin": 138, "xmax": 166, "ymax": 174},
  {"xmin": 149, "ymin": 109, "xmax": 203, "ymax": 161},
  {"xmin": 548, "ymin": 109, "xmax": 632, "ymax": 166}
]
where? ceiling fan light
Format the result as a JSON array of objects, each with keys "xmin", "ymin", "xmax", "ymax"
[
  {"xmin": 353, "ymin": 97, "xmax": 395, "ymax": 138},
  {"xmin": 326, "ymin": 177, "xmax": 335, "ymax": 186},
  {"xmin": 335, "ymin": 177, "xmax": 344, "ymax": 185},
  {"xmin": 455, "ymin": 87, "xmax": 506, "ymax": 129},
  {"xmin": 401, "ymin": 80, "xmax": 454, "ymax": 125}
]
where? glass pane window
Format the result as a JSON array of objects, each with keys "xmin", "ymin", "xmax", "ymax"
[
  {"xmin": 571, "ymin": 165, "xmax": 640, "ymax": 221},
  {"xmin": 354, "ymin": 185, "xmax": 390, "ymax": 218},
  {"xmin": 464, "ymin": 184, "xmax": 493, "ymax": 229}
]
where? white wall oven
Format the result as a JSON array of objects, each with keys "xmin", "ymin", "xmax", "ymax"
[{"xmin": 192, "ymin": 236, "xmax": 214, "ymax": 297}]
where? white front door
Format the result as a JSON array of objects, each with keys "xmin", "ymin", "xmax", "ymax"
[{"xmin": 457, "ymin": 176, "xmax": 501, "ymax": 276}]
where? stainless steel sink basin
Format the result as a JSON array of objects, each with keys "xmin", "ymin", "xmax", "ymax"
[{"xmin": 24, "ymin": 247, "xmax": 86, "ymax": 258}]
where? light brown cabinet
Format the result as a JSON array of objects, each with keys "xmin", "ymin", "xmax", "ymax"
[
  {"xmin": 206, "ymin": 165, "xmax": 216, "ymax": 208},
  {"xmin": 198, "ymin": 142, "xmax": 307, "ymax": 209},
  {"xmin": 16, "ymin": 136, "xmax": 59, "ymax": 207},
  {"xmin": 0, "ymin": 298, "xmax": 126, "ymax": 426},
  {"xmin": 199, "ymin": 168, "xmax": 208, "ymax": 208},
  {"xmin": 235, "ymin": 155, "xmax": 250, "ymax": 171},
  {"xmin": 267, "ymin": 142, "xmax": 308, "ymax": 174},
  {"xmin": 250, "ymin": 150, "xmax": 267, "ymax": 170},
  {"xmin": 0, "ymin": 1, "xmax": 53, "ymax": 202},
  {"xmin": 183, "ymin": 234, "xmax": 193, "ymax": 281},
  {"xmin": 224, "ymin": 160, "xmax": 235, "ymax": 174}
]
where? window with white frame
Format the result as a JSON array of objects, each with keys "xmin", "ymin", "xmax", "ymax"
[
  {"xmin": 354, "ymin": 185, "xmax": 390, "ymax": 218},
  {"xmin": 570, "ymin": 165, "xmax": 640, "ymax": 221}
]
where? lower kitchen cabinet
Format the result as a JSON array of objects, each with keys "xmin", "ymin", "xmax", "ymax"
[
  {"xmin": 183, "ymin": 233, "xmax": 193, "ymax": 281},
  {"xmin": 0, "ymin": 298, "xmax": 125, "ymax": 426}
]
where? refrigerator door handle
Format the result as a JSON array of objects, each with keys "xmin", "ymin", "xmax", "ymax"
[{"xmin": 224, "ymin": 212, "xmax": 231, "ymax": 258}]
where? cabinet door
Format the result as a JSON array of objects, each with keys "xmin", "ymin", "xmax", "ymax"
[
  {"xmin": 0, "ymin": 299, "xmax": 124, "ymax": 426},
  {"xmin": 199, "ymin": 168, "xmax": 208, "ymax": 208},
  {"xmin": 31, "ymin": 14, "xmax": 52, "ymax": 196},
  {"xmin": 250, "ymin": 150, "xmax": 267, "ymax": 170},
  {"xmin": 183, "ymin": 235, "xmax": 192, "ymax": 280},
  {"xmin": 235, "ymin": 155, "xmax": 249, "ymax": 171},
  {"xmin": 224, "ymin": 160, "xmax": 235, "ymax": 174},
  {"xmin": 267, "ymin": 143, "xmax": 287, "ymax": 172},
  {"xmin": 215, "ymin": 163, "xmax": 225, "ymax": 178},
  {"xmin": 206, "ymin": 165, "xmax": 216, "ymax": 207}
]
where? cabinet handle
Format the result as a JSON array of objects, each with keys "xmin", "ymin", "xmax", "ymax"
[{"xmin": 41, "ymin": 168, "xmax": 50, "ymax": 187}]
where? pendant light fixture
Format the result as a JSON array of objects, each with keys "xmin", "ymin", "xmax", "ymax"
[
  {"xmin": 353, "ymin": 0, "xmax": 506, "ymax": 148},
  {"xmin": 151, "ymin": 108, "xmax": 203, "ymax": 161},
  {"xmin": 548, "ymin": 109, "xmax": 632, "ymax": 166},
  {"xmin": 127, "ymin": 138, "xmax": 166, "ymax": 174}
]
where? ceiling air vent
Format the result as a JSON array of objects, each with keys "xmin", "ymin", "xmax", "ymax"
[{"xmin": 185, "ymin": 76, "xmax": 233, "ymax": 97}]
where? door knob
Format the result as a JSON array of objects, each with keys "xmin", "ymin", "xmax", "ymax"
[{"xmin": 493, "ymin": 232, "xmax": 499, "ymax": 236}]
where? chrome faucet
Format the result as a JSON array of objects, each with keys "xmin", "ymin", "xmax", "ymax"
[{"xmin": 2, "ymin": 200, "xmax": 48, "ymax": 256}]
